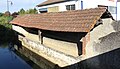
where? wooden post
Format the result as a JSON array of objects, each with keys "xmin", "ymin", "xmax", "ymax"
[
  {"xmin": 38, "ymin": 30, "xmax": 43, "ymax": 44},
  {"xmin": 41, "ymin": 34, "xmax": 43, "ymax": 44}
]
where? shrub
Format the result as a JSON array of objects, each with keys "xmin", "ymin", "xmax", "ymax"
[{"xmin": 0, "ymin": 16, "xmax": 15, "ymax": 44}]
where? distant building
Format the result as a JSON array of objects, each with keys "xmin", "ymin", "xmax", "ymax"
[{"xmin": 37, "ymin": 0, "xmax": 120, "ymax": 20}]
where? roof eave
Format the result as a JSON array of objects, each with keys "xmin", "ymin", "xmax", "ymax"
[{"xmin": 37, "ymin": 0, "xmax": 70, "ymax": 7}]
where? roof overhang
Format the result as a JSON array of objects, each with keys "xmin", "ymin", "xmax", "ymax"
[
  {"xmin": 37, "ymin": 0, "xmax": 75, "ymax": 7},
  {"xmin": 10, "ymin": 8, "xmax": 113, "ymax": 32}
]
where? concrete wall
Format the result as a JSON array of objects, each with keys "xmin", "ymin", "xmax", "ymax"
[
  {"xmin": 18, "ymin": 36, "xmax": 80, "ymax": 67},
  {"xmin": 77, "ymin": 19, "xmax": 120, "ymax": 69},
  {"xmin": 43, "ymin": 37, "xmax": 78, "ymax": 57},
  {"xmin": 85, "ymin": 18, "xmax": 115, "ymax": 58},
  {"xmin": 41, "ymin": 30, "xmax": 86, "ymax": 57},
  {"xmin": 12, "ymin": 25, "xmax": 80, "ymax": 57},
  {"xmin": 79, "ymin": 20, "xmax": 120, "ymax": 69},
  {"xmin": 15, "ymin": 46, "xmax": 55, "ymax": 69},
  {"xmin": 57, "ymin": 19, "xmax": 120, "ymax": 69},
  {"xmin": 12, "ymin": 25, "xmax": 39, "ymax": 42},
  {"xmin": 12, "ymin": 25, "xmax": 28, "ymax": 36},
  {"xmin": 12, "ymin": 25, "xmax": 81, "ymax": 67}
]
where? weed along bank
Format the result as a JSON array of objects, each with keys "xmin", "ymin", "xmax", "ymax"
[{"xmin": 10, "ymin": 8, "xmax": 118, "ymax": 69}]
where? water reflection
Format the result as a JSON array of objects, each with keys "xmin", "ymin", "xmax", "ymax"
[{"xmin": 0, "ymin": 44, "xmax": 39, "ymax": 69}]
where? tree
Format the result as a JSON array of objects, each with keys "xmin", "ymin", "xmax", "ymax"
[
  {"xmin": 18, "ymin": 8, "xmax": 25, "ymax": 15},
  {"xmin": 33, "ymin": 8, "xmax": 38, "ymax": 14},
  {"xmin": 0, "ymin": 13, "xmax": 3, "ymax": 16},
  {"xmin": 12, "ymin": 12, "xmax": 19, "ymax": 18},
  {"xmin": 26, "ymin": 8, "xmax": 38, "ymax": 14},
  {"xmin": 18, "ymin": 8, "xmax": 38, "ymax": 15}
]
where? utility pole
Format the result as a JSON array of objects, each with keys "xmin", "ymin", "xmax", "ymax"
[
  {"xmin": 6, "ymin": 0, "xmax": 13, "ymax": 23},
  {"xmin": 7, "ymin": 0, "xmax": 13, "ymax": 12},
  {"xmin": 116, "ymin": 0, "xmax": 118, "ymax": 21},
  {"xmin": 7, "ymin": 0, "xmax": 9, "ymax": 11}
]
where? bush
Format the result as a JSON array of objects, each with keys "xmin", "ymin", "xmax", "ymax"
[
  {"xmin": 0, "ymin": 13, "xmax": 3, "ymax": 16},
  {"xmin": 0, "ymin": 16, "xmax": 15, "ymax": 44},
  {"xmin": 0, "ymin": 16, "xmax": 13, "ymax": 24}
]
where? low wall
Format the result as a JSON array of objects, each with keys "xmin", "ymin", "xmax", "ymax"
[
  {"xmin": 19, "ymin": 35, "xmax": 80, "ymax": 67},
  {"xmin": 12, "ymin": 25, "xmax": 28, "ymax": 36},
  {"xmin": 79, "ymin": 19, "xmax": 120, "ymax": 69},
  {"xmin": 85, "ymin": 18, "xmax": 115, "ymax": 58},
  {"xmin": 43, "ymin": 37, "xmax": 78, "ymax": 57},
  {"xmin": 12, "ymin": 25, "xmax": 39, "ymax": 42},
  {"xmin": 15, "ymin": 46, "xmax": 55, "ymax": 69},
  {"xmin": 12, "ymin": 25, "xmax": 79, "ymax": 57}
]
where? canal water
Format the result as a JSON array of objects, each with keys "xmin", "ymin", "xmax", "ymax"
[{"xmin": 0, "ymin": 44, "xmax": 40, "ymax": 69}]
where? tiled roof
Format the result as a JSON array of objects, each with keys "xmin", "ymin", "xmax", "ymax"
[
  {"xmin": 37, "ymin": 0, "xmax": 69, "ymax": 7},
  {"xmin": 10, "ymin": 8, "xmax": 112, "ymax": 32}
]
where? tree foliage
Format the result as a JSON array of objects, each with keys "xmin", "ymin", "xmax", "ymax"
[
  {"xmin": 0, "ymin": 8, "xmax": 38, "ymax": 44},
  {"xmin": 26, "ymin": 8, "xmax": 38, "ymax": 14},
  {"xmin": 0, "ymin": 16, "xmax": 13, "ymax": 24},
  {"xmin": 0, "ymin": 13, "xmax": 3, "ymax": 16},
  {"xmin": 12, "ymin": 12, "xmax": 19, "ymax": 18},
  {"xmin": 0, "ymin": 13, "xmax": 14, "ymax": 44},
  {"xmin": 18, "ymin": 8, "xmax": 25, "ymax": 15},
  {"xmin": 18, "ymin": 8, "xmax": 38, "ymax": 15}
]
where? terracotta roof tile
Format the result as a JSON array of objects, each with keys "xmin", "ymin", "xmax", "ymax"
[
  {"xmin": 37, "ymin": 0, "xmax": 67, "ymax": 7},
  {"xmin": 10, "ymin": 8, "xmax": 112, "ymax": 32}
]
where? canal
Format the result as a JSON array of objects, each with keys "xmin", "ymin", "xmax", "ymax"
[{"xmin": 0, "ymin": 44, "xmax": 41, "ymax": 69}]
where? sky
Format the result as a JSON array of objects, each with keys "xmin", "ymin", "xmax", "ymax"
[{"xmin": 0, "ymin": 0, "xmax": 45, "ymax": 13}]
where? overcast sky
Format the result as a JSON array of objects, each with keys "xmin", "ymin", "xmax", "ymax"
[{"xmin": 0, "ymin": 0, "xmax": 44, "ymax": 13}]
